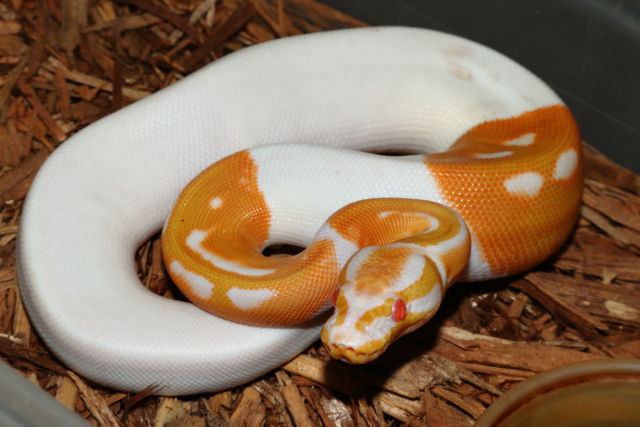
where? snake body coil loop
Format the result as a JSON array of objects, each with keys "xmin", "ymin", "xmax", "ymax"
[{"xmin": 17, "ymin": 27, "xmax": 581, "ymax": 395}]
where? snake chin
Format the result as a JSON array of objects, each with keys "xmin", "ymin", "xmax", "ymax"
[
  {"xmin": 320, "ymin": 316, "xmax": 395, "ymax": 364},
  {"xmin": 323, "ymin": 341, "xmax": 387, "ymax": 365}
]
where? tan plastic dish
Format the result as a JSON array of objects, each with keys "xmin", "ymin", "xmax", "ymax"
[{"xmin": 475, "ymin": 358, "xmax": 640, "ymax": 427}]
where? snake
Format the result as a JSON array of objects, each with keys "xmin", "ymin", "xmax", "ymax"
[{"xmin": 17, "ymin": 27, "xmax": 582, "ymax": 395}]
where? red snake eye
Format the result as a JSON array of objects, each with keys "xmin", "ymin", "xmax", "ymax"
[
  {"xmin": 392, "ymin": 298, "xmax": 407, "ymax": 322},
  {"xmin": 331, "ymin": 288, "xmax": 340, "ymax": 307}
]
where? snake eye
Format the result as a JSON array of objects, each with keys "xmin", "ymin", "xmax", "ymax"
[
  {"xmin": 331, "ymin": 288, "xmax": 340, "ymax": 307},
  {"xmin": 392, "ymin": 298, "xmax": 407, "ymax": 322}
]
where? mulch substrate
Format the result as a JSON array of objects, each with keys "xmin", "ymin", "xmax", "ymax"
[{"xmin": 0, "ymin": 0, "xmax": 639, "ymax": 425}]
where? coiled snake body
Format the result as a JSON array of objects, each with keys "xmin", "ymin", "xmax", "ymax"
[{"xmin": 17, "ymin": 27, "xmax": 582, "ymax": 395}]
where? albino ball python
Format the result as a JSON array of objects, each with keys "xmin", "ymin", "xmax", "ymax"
[{"xmin": 17, "ymin": 27, "xmax": 582, "ymax": 395}]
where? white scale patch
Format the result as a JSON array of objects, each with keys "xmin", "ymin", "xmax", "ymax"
[
  {"xmin": 408, "ymin": 281, "xmax": 442, "ymax": 314},
  {"xmin": 416, "ymin": 213, "xmax": 469, "ymax": 284},
  {"xmin": 227, "ymin": 287, "xmax": 276, "ymax": 310},
  {"xmin": 313, "ymin": 224, "xmax": 359, "ymax": 269},
  {"xmin": 553, "ymin": 149, "xmax": 578, "ymax": 180},
  {"xmin": 250, "ymin": 144, "xmax": 448, "ymax": 252},
  {"xmin": 209, "ymin": 197, "xmax": 223, "ymax": 209},
  {"xmin": 169, "ymin": 260, "xmax": 214, "ymax": 299},
  {"xmin": 187, "ymin": 229, "xmax": 276, "ymax": 276},
  {"xmin": 397, "ymin": 242, "xmax": 448, "ymax": 285},
  {"xmin": 503, "ymin": 172, "xmax": 544, "ymax": 197},
  {"xmin": 360, "ymin": 316, "xmax": 398, "ymax": 344},
  {"xmin": 504, "ymin": 133, "xmax": 536, "ymax": 146},
  {"xmin": 474, "ymin": 151, "xmax": 513, "ymax": 159},
  {"xmin": 464, "ymin": 236, "xmax": 493, "ymax": 281}
]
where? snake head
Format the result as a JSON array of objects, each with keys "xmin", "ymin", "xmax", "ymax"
[{"xmin": 321, "ymin": 244, "xmax": 444, "ymax": 364}]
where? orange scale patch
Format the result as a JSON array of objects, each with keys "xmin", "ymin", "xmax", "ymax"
[
  {"xmin": 163, "ymin": 151, "xmax": 343, "ymax": 325},
  {"xmin": 328, "ymin": 199, "xmax": 442, "ymax": 248},
  {"xmin": 172, "ymin": 237, "xmax": 339, "ymax": 326},
  {"xmin": 163, "ymin": 150, "xmax": 272, "ymax": 271},
  {"xmin": 215, "ymin": 239, "xmax": 339, "ymax": 325},
  {"xmin": 352, "ymin": 246, "xmax": 413, "ymax": 296},
  {"xmin": 427, "ymin": 105, "xmax": 582, "ymax": 276}
]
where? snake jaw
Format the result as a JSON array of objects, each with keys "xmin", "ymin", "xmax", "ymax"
[
  {"xmin": 323, "ymin": 341, "xmax": 386, "ymax": 365},
  {"xmin": 321, "ymin": 319, "xmax": 390, "ymax": 364}
]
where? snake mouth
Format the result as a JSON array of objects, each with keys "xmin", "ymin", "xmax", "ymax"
[{"xmin": 324, "ymin": 342, "xmax": 385, "ymax": 364}]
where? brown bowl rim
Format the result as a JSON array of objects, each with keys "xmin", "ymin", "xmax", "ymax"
[{"xmin": 475, "ymin": 358, "xmax": 640, "ymax": 427}]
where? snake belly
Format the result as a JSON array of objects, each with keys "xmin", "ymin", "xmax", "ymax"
[{"xmin": 17, "ymin": 27, "xmax": 582, "ymax": 395}]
